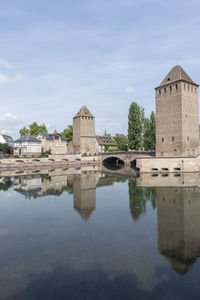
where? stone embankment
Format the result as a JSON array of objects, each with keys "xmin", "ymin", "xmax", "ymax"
[
  {"xmin": 136, "ymin": 154, "xmax": 200, "ymax": 173},
  {"xmin": 0, "ymin": 154, "xmax": 101, "ymax": 169}
]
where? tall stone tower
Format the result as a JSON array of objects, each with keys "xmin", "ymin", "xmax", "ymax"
[
  {"xmin": 155, "ymin": 65, "xmax": 199, "ymax": 157},
  {"xmin": 73, "ymin": 105, "xmax": 96, "ymax": 154}
]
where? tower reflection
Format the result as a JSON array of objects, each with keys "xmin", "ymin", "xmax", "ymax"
[
  {"xmin": 157, "ymin": 187, "xmax": 200, "ymax": 274},
  {"xmin": 137, "ymin": 173, "xmax": 200, "ymax": 275},
  {"xmin": 73, "ymin": 173, "xmax": 98, "ymax": 220}
]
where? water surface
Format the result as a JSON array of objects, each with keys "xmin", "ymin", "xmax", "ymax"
[{"xmin": 0, "ymin": 169, "xmax": 200, "ymax": 299}]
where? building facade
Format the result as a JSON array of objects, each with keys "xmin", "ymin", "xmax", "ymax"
[
  {"xmin": 96, "ymin": 135, "xmax": 117, "ymax": 153},
  {"xmin": 14, "ymin": 135, "xmax": 41, "ymax": 156},
  {"xmin": 155, "ymin": 65, "xmax": 199, "ymax": 157},
  {"xmin": 37, "ymin": 131, "xmax": 68, "ymax": 154},
  {"xmin": 73, "ymin": 105, "xmax": 96, "ymax": 154},
  {"xmin": 0, "ymin": 134, "xmax": 14, "ymax": 147}
]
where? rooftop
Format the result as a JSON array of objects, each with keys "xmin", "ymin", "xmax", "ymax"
[
  {"xmin": 74, "ymin": 105, "xmax": 94, "ymax": 118},
  {"xmin": 14, "ymin": 134, "xmax": 41, "ymax": 143},
  {"xmin": 96, "ymin": 135, "xmax": 117, "ymax": 146},
  {"xmin": 157, "ymin": 65, "xmax": 198, "ymax": 88},
  {"xmin": 38, "ymin": 132, "xmax": 66, "ymax": 141}
]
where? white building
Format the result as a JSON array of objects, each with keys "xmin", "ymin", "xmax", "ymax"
[
  {"xmin": 0, "ymin": 134, "xmax": 14, "ymax": 147},
  {"xmin": 95, "ymin": 136, "xmax": 117, "ymax": 153},
  {"xmin": 14, "ymin": 134, "xmax": 41, "ymax": 156}
]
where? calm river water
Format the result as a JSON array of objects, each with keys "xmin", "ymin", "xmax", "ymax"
[{"xmin": 0, "ymin": 168, "xmax": 200, "ymax": 299}]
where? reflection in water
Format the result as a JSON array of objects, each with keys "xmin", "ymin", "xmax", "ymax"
[
  {"xmin": 0, "ymin": 177, "xmax": 13, "ymax": 191},
  {"xmin": 2, "ymin": 169, "xmax": 200, "ymax": 298},
  {"xmin": 128, "ymin": 178, "xmax": 157, "ymax": 221},
  {"xmin": 157, "ymin": 187, "xmax": 200, "ymax": 275},
  {"xmin": 73, "ymin": 173, "xmax": 98, "ymax": 220},
  {"xmin": 137, "ymin": 173, "xmax": 200, "ymax": 275},
  {"xmin": 12, "ymin": 171, "xmax": 120, "ymax": 221}
]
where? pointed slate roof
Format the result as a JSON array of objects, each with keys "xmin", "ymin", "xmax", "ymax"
[
  {"xmin": 157, "ymin": 65, "xmax": 198, "ymax": 88},
  {"xmin": 74, "ymin": 105, "xmax": 94, "ymax": 118}
]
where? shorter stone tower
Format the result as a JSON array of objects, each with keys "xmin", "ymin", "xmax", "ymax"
[
  {"xmin": 73, "ymin": 105, "xmax": 96, "ymax": 154},
  {"xmin": 155, "ymin": 65, "xmax": 199, "ymax": 157}
]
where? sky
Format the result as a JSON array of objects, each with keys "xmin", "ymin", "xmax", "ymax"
[{"xmin": 0, "ymin": 0, "xmax": 200, "ymax": 138}]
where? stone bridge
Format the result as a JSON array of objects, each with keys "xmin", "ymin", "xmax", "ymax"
[{"xmin": 101, "ymin": 151, "xmax": 155, "ymax": 166}]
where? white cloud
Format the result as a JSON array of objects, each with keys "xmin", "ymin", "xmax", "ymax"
[
  {"xmin": 0, "ymin": 74, "xmax": 9, "ymax": 83},
  {"xmin": 0, "ymin": 113, "xmax": 24, "ymax": 138},
  {"xmin": 15, "ymin": 73, "xmax": 24, "ymax": 81},
  {"xmin": 124, "ymin": 86, "xmax": 135, "ymax": 93},
  {"xmin": 0, "ymin": 73, "xmax": 24, "ymax": 84},
  {"xmin": 0, "ymin": 129, "xmax": 12, "ymax": 135},
  {"xmin": 0, "ymin": 58, "xmax": 12, "ymax": 69},
  {"xmin": 0, "ymin": 113, "xmax": 18, "ymax": 122}
]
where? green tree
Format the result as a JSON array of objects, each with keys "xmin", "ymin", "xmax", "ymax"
[
  {"xmin": 149, "ymin": 111, "xmax": 156, "ymax": 150},
  {"xmin": 0, "ymin": 143, "xmax": 13, "ymax": 155},
  {"xmin": 143, "ymin": 111, "xmax": 156, "ymax": 151},
  {"xmin": 61, "ymin": 125, "xmax": 73, "ymax": 142},
  {"xmin": 113, "ymin": 136, "xmax": 128, "ymax": 151},
  {"xmin": 29, "ymin": 122, "xmax": 47, "ymax": 136},
  {"xmin": 19, "ymin": 126, "xmax": 29, "ymax": 136},
  {"xmin": 19, "ymin": 122, "xmax": 47, "ymax": 136},
  {"xmin": 128, "ymin": 102, "xmax": 144, "ymax": 150},
  {"xmin": 143, "ymin": 117, "xmax": 151, "ymax": 151}
]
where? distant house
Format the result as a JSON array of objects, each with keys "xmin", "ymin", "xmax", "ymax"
[
  {"xmin": 115, "ymin": 133, "xmax": 127, "ymax": 139},
  {"xmin": 0, "ymin": 134, "xmax": 14, "ymax": 147},
  {"xmin": 96, "ymin": 136, "xmax": 117, "ymax": 153},
  {"xmin": 14, "ymin": 135, "xmax": 41, "ymax": 156},
  {"xmin": 37, "ymin": 130, "xmax": 68, "ymax": 154}
]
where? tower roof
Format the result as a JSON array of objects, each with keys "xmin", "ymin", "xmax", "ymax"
[
  {"xmin": 157, "ymin": 65, "xmax": 198, "ymax": 88},
  {"xmin": 74, "ymin": 105, "xmax": 94, "ymax": 118}
]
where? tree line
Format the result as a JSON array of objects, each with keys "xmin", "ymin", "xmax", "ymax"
[{"xmin": 19, "ymin": 123, "xmax": 73, "ymax": 142}]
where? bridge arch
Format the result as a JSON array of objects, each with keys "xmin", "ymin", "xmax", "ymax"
[{"xmin": 102, "ymin": 156, "xmax": 125, "ymax": 165}]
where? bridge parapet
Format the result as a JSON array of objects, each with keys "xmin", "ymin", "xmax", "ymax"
[{"xmin": 101, "ymin": 151, "xmax": 155, "ymax": 165}]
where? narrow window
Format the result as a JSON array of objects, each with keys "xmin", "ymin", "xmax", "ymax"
[
  {"xmin": 170, "ymin": 86, "xmax": 172, "ymax": 94},
  {"xmin": 172, "ymin": 136, "xmax": 174, "ymax": 142},
  {"xmin": 192, "ymin": 149, "xmax": 194, "ymax": 155},
  {"xmin": 195, "ymin": 88, "xmax": 197, "ymax": 93},
  {"xmin": 188, "ymin": 85, "xmax": 189, "ymax": 91},
  {"xmin": 161, "ymin": 152, "xmax": 163, "ymax": 156},
  {"xmin": 187, "ymin": 149, "xmax": 189, "ymax": 155},
  {"xmin": 187, "ymin": 136, "xmax": 189, "ymax": 141},
  {"xmin": 164, "ymin": 88, "xmax": 166, "ymax": 94},
  {"xmin": 162, "ymin": 138, "xmax": 164, "ymax": 142},
  {"xmin": 174, "ymin": 149, "xmax": 177, "ymax": 155},
  {"xmin": 176, "ymin": 84, "xmax": 178, "ymax": 91},
  {"xmin": 184, "ymin": 84, "xmax": 186, "ymax": 90},
  {"xmin": 191, "ymin": 86, "xmax": 193, "ymax": 92},
  {"xmin": 159, "ymin": 89, "xmax": 161, "ymax": 95}
]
